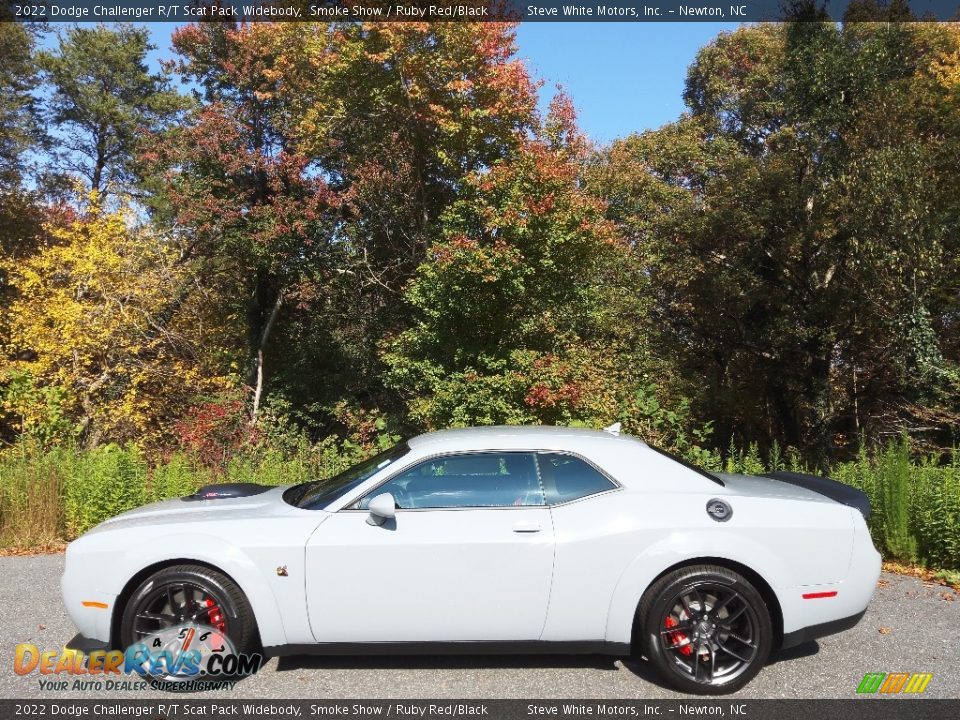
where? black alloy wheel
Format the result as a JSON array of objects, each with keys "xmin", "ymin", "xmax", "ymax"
[
  {"xmin": 120, "ymin": 564, "xmax": 259, "ymax": 656},
  {"xmin": 637, "ymin": 565, "xmax": 773, "ymax": 694}
]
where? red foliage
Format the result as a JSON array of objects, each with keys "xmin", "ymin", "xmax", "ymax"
[
  {"xmin": 524, "ymin": 381, "xmax": 584, "ymax": 409},
  {"xmin": 523, "ymin": 353, "xmax": 586, "ymax": 411},
  {"xmin": 525, "ymin": 192, "xmax": 555, "ymax": 216},
  {"xmin": 173, "ymin": 396, "xmax": 258, "ymax": 469},
  {"xmin": 545, "ymin": 87, "xmax": 589, "ymax": 159}
]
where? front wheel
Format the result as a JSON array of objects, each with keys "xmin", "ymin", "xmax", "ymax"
[
  {"xmin": 637, "ymin": 565, "xmax": 772, "ymax": 695},
  {"xmin": 119, "ymin": 564, "xmax": 261, "ymax": 684}
]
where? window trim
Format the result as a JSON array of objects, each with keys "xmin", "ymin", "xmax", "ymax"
[
  {"xmin": 341, "ymin": 448, "xmax": 622, "ymax": 512},
  {"xmin": 533, "ymin": 451, "xmax": 622, "ymax": 507},
  {"xmin": 646, "ymin": 445, "xmax": 725, "ymax": 487}
]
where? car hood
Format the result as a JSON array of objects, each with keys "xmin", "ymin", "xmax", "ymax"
[{"xmin": 85, "ymin": 485, "xmax": 299, "ymax": 533}]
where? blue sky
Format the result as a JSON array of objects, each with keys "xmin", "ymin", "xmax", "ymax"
[
  {"xmin": 49, "ymin": 22, "xmax": 739, "ymax": 145},
  {"xmin": 515, "ymin": 23, "xmax": 738, "ymax": 143}
]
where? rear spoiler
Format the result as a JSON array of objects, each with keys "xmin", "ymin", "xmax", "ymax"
[{"xmin": 760, "ymin": 471, "xmax": 871, "ymax": 519}]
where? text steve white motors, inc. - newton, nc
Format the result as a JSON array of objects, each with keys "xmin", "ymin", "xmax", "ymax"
[
  {"xmin": 526, "ymin": 705, "xmax": 748, "ymax": 717},
  {"xmin": 526, "ymin": 5, "xmax": 746, "ymax": 18}
]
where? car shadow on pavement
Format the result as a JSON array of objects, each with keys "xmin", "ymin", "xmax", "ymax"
[
  {"xmin": 271, "ymin": 641, "xmax": 820, "ymax": 689},
  {"xmin": 275, "ymin": 653, "xmax": 621, "ymax": 672},
  {"xmin": 618, "ymin": 657, "xmax": 677, "ymax": 690},
  {"xmin": 617, "ymin": 640, "xmax": 821, "ymax": 691},
  {"xmin": 767, "ymin": 640, "xmax": 820, "ymax": 665}
]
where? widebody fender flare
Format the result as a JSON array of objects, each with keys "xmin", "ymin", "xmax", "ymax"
[
  {"xmin": 108, "ymin": 533, "xmax": 292, "ymax": 649},
  {"xmin": 604, "ymin": 532, "xmax": 792, "ymax": 645}
]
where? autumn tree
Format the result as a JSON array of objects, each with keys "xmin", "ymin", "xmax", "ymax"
[
  {"xmin": 38, "ymin": 24, "xmax": 186, "ymax": 198},
  {"xmin": 151, "ymin": 21, "xmax": 539, "ymax": 431},
  {"xmin": 148, "ymin": 22, "xmax": 341, "ymax": 424},
  {"xmin": 589, "ymin": 21, "xmax": 960, "ymax": 462},
  {"xmin": 383, "ymin": 94, "xmax": 651, "ymax": 431},
  {"xmin": 267, "ymin": 22, "xmax": 539, "ymax": 417},
  {"xmin": 1, "ymin": 199, "xmax": 232, "ymax": 446}
]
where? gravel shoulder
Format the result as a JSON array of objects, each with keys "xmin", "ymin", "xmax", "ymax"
[{"xmin": 0, "ymin": 554, "xmax": 956, "ymax": 699}]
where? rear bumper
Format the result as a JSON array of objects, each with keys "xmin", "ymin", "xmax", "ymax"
[
  {"xmin": 777, "ymin": 507, "xmax": 881, "ymax": 641},
  {"xmin": 780, "ymin": 608, "xmax": 866, "ymax": 649}
]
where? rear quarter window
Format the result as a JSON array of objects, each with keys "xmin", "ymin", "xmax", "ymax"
[{"xmin": 537, "ymin": 453, "xmax": 617, "ymax": 504}]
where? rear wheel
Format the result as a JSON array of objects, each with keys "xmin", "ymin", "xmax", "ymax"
[{"xmin": 637, "ymin": 565, "xmax": 772, "ymax": 694}]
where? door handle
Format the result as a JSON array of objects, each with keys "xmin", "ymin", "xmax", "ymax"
[{"xmin": 512, "ymin": 522, "xmax": 541, "ymax": 533}]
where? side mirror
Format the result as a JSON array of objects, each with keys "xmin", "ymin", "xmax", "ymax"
[{"xmin": 366, "ymin": 493, "xmax": 397, "ymax": 526}]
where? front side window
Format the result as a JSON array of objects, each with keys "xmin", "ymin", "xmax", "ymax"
[
  {"xmin": 538, "ymin": 453, "xmax": 617, "ymax": 504},
  {"xmin": 357, "ymin": 452, "xmax": 544, "ymax": 509}
]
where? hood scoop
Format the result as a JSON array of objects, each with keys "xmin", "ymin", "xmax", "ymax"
[{"xmin": 184, "ymin": 483, "xmax": 272, "ymax": 501}]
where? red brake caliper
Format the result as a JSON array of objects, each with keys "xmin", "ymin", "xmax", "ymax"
[
  {"xmin": 202, "ymin": 598, "xmax": 226, "ymax": 633},
  {"xmin": 664, "ymin": 615, "xmax": 694, "ymax": 656}
]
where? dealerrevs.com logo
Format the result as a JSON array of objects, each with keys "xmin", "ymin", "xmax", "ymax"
[
  {"xmin": 14, "ymin": 623, "xmax": 262, "ymax": 692},
  {"xmin": 856, "ymin": 673, "xmax": 934, "ymax": 695}
]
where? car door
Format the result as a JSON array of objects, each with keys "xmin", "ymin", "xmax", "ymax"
[{"xmin": 304, "ymin": 451, "xmax": 555, "ymax": 643}]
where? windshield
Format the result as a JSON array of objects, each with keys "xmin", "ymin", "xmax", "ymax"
[{"xmin": 283, "ymin": 442, "xmax": 410, "ymax": 510}]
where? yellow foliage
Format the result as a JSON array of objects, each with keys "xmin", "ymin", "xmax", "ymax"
[
  {"xmin": 1, "ymin": 200, "xmax": 233, "ymax": 445},
  {"xmin": 933, "ymin": 49, "xmax": 960, "ymax": 91}
]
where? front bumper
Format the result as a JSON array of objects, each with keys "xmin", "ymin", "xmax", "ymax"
[{"xmin": 61, "ymin": 542, "xmax": 118, "ymax": 645}]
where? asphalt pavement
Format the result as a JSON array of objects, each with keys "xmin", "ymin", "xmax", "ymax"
[{"xmin": 0, "ymin": 553, "xmax": 956, "ymax": 699}]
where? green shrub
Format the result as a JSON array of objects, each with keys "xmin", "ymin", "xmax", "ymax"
[
  {"xmin": 722, "ymin": 442, "xmax": 766, "ymax": 476},
  {"xmin": 0, "ymin": 433, "xmax": 381, "ymax": 546},
  {"xmin": 878, "ymin": 439, "xmax": 918, "ymax": 562},
  {"xmin": 226, "ymin": 449, "xmax": 313, "ymax": 487},
  {"xmin": 0, "ymin": 434, "xmax": 958, "ymax": 572},
  {"xmin": 833, "ymin": 439, "xmax": 959, "ymax": 570},
  {"xmin": 147, "ymin": 452, "xmax": 209, "ymax": 503},
  {"xmin": 908, "ymin": 456, "xmax": 960, "ymax": 569},
  {"xmin": 64, "ymin": 444, "xmax": 148, "ymax": 536}
]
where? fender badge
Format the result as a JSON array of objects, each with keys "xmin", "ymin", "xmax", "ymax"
[
  {"xmin": 276, "ymin": 565, "xmax": 289, "ymax": 577},
  {"xmin": 706, "ymin": 498, "xmax": 733, "ymax": 522}
]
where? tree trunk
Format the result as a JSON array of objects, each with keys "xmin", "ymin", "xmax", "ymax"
[
  {"xmin": 245, "ymin": 269, "xmax": 283, "ymax": 424},
  {"xmin": 770, "ymin": 377, "xmax": 800, "ymax": 450},
  {"xmin": 91, "ymin": 124, "xmax": 107, "ymax": 196},
  {"xmin": 805, "ymin": 338, "xmax": 836, "ymax": 472},
  {"xmin": 78, "ymin": 367, "xmax": 112, "ymax": 449}
]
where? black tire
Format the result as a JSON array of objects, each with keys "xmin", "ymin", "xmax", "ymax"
[
  {"xmin": 637, "ymin": 565, "xmax": 772, "ymax": 695},
  {"xmin": 120, "ymin": 564, "xmax": 260, "ymax": 662}
]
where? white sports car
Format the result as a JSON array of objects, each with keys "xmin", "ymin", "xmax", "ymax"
[{"xmin": 62, "ymin": 425, "xmax": 880, "ymax": 693}]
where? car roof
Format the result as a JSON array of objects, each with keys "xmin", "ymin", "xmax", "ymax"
[{"xmin": 407, "ymin": 425, "xmax": 647, "ymax": 453}]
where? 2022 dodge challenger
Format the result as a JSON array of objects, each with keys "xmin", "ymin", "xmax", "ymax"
[{"xmin": 62, "ymin": 425, "xmax": 880, "ymax": 693}]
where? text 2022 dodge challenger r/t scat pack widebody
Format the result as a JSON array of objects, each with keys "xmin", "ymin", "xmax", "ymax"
[{"xmin": 62, "ymin": 425, "xmax": 880, "ymax": 693}]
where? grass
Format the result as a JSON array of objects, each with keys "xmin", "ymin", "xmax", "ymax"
[
  {"xmin": 0, "ymin": 441, "xmax": 347, "ymax": 548},
  {"xmin": 833, "ymin": 442, "xmax": 960, "ymax": 571},
  {"xmin": 0, "ymin": 444, "xmax": 66, "ymax": 549},
  {"xmin": 0, "ymin": 438, "xmax": 958, "ymax": 574}
]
